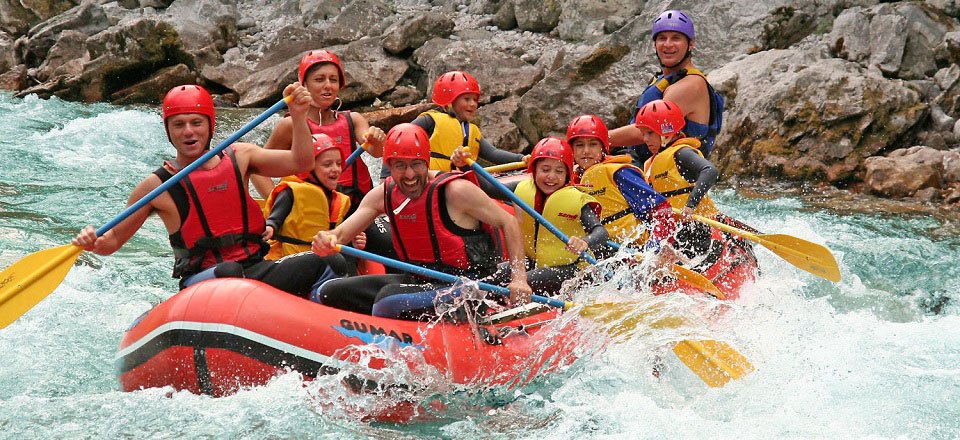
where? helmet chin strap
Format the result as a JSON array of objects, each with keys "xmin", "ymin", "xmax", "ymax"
[{"xmin": 657, "ymin": 49, "xmax": 692, "ymax": 69}]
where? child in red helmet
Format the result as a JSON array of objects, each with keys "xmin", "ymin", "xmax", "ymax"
[
  {"xmin": 451, "ymin": 137, "xmax": 609, "ymax": 295},
  {"xmin": 381, "ymin": 70, "xmax": 528, "ymax": 178},
  {"xmin": 252, "ymin": 49, "xmax": 387, "ymax": 207},
  {"xmin": 567, "ymin": 114, "xmax": 678, "ymax": 258},
  {"xmin": 262, "ymin": 133, "xmax": 366, "ymax": 260}
]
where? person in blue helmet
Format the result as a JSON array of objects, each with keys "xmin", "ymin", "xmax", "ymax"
[{"xmin": 608, "ymin": 9, "xmax": 724, "ymax": 164}]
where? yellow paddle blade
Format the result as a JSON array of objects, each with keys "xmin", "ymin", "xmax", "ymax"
[
  {"xmin": 756, "ymin": 233, "xmax": 841, "ymax": 282},
  {"xmin": 673, "ymin": 339, "xmax": 755, "ymax": 387},
  {"xmin": 0, "ymin": 244, "xmax": 83, "ymax": 329},
  {"xmin": 671, "ymin": 265, "xmax": 725, "ymax": 299},
  {"xmin": 483, "ymin": 160, "xmax": 527, "ymax": 174},
  {"xmin": 576, "ymin": 302, "xmax": 754, "ymax": 386},
  {"xmin": 679, "ymin": 209, "xmax": 841, "ymax": 282}
]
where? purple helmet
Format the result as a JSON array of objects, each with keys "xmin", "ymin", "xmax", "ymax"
[{"xmin": 652, "ymin": 10, "xmax": 694, "ymax": 41}]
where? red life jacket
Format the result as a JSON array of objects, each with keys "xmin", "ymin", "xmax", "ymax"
[
  {"xmin": 158, "ymin": 147, "xmax": 268, "ymax": 278},
  {"xmin": 383, "ymin": 172, "xmax": 503, "ymax": 277},
  {"xmin": 306, "ymin": 111, "xmax": 372, "ymax": 206}
]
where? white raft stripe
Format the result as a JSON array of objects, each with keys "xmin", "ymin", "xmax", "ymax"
[{"xmin": 115, "ymin": 321, "xmax": 347, "ymax": 369}]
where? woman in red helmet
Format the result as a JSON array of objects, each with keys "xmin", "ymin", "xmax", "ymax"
[
  {"xmin": 454, "ymin": 137, "xmax": 608, "ymax": 294},
  {"xmin": 312, "ymin": 123, "xmax": 533, "ymax": 319},
  {"xmin": 380, "ymin": 71, "xmax": 527, "ymax": 178},
  {"xmin": 253, "ymin": 49, "xmax": 386, "ymax": 207},
  {"xmin": 73, "ymin": 83, "xmax": 341, "ymax": 297},
  {"xmin": 636, "ymin": 100, "xmax": 757, "ymax": 295}
]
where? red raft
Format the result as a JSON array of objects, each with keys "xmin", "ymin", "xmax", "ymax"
[{"xmin": 116, "ymin": 278, "xmax": 580, "ymax": 407}]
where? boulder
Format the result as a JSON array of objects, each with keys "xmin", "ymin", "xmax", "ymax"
[
  {"xmin": 17, "ymin": 2, "xmax": 109, "ymax": 68},
  {"xmin": 233, "ymin": 53, "xmax": 298, "ymax": 107},
  {"xmin": 477, "ymin": 95, "xmax": 526, "ymax": 152},
  {"xmin": 339, "ymin": 37, "xmax": 409, "ymax": 105},
  {"xmin": 109, "ymin": 63, "xmax": 197, "ymax": 105},
  {"xmin": 362, "ymin": 102, "xmax": 434, "ymax": 131},
  {"xmin": 33, "ymin": 29, "xmax": 86, "ymax": 82},
  {"xmin": 708, "ymin": 48, "xmax": 926, "ymax": 185},
  {"xmin": 555, "ymin": 0, "xmax": 639, "ymax": 42},
  {"xmin": 0, "ymin": 0, "xmax": 78, "ymax": 35},
  {"xmin": 513, "ymin": 0, "xmax": 561, "ymax": 33},
  {"xmin": 381, "ymin": 11, "xmax": 455, "ymax": 55},
  {"xmin": 413, "ymin": 38, "xmax": 543, "ymax": 104},
  {"xmin": 0, "ymin": 62, "xmax": 25, "ymax": 90},
  {"xmin": 164, "ymin": 0, "xmax": 238, "ymax": 53}
]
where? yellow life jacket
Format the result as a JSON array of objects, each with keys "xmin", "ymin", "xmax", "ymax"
[
  {"xmin": 515, "ymin": 179, "xmax": 598, "ymax": 269},
  {"xmin": 578, "ymin": 156, "xmax": 648, "ymax": 245},
  {"xmin": 643, "ymin": 138, "xmax": 718, "ymax": 217},
  {"xmin": 264, "ymin": 178, "xmax": 350, "ymax": 258},
  {"xmin": 421, "ymin": 109, "xmax": 482, "ymax": 171}
]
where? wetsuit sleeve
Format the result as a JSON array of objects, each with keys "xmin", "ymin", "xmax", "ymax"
[
  {"xmin": 612, "ymin": 167, "xmax": 667, "ymax": 222},
  {"xmin": 265, "ymin": 187, "xmax": 294, "ymax": 231},
  {"xmin": 580, "ymin": 204, "xmax": 609, "ymax": 249},
  {"xmin": 612, "ymin": 167, "xmax": 677, "ymax": 251},
  {"xmin": 381, "ymin": 115, "xmax": 438, "ymax": 178},
  {"xmin": 477, "ymin": 138, "xmax": 524, "ymax": 164},
  {"xmin": 675, "ymin": 147, "xmax": 719, "ymax": 209}
]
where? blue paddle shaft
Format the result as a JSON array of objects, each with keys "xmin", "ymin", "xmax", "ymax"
[
  {"xmin": 337, "ymin": 245, "xmax": 568, "ymax": 309},
  {"xmin": 343, "ymin": 144, "xmax": 365, "ymax": 167},
  {"xmin": 96, "ymin": 98, "xmax": 290, "ymax": 237},
  {"xmin": 468, "ymin": 161, "xmax": 598, "ymax": 265}
]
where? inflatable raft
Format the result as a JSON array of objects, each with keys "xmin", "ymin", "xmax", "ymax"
[{"xmin": 116, "ymin": 278, "xmax": 580, "ymax": 419}]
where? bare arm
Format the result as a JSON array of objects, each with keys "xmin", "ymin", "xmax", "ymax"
[
  {"xmin": 312, "ymin": 185, "xmax": 385, "ymax": 255},
  {"xmin": 350, "ymin": 112, "xmax": 384, "ymax": 158},
  {"xmin": 72, "ymin": 175, "xmax": 161, "ymax": 255},
  {"xmin": 609, "ymin": 124, "xmax": 645, "ymax": 148},
  {"xmin": 445, "ymin": 180, "xmax": 531, "ymax": 303},
  {"xmin": 662, "ymin": 75, "xmax": 709, "ymax": 125},
  {"xmin": 245, "ymin": 84, "xmax": 315, "ymax": 177}
]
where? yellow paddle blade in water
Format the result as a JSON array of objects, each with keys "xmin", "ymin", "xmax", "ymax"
[
  {"xmin": 673, "ymin": 339, "xmax": 755, "ymax": 387},
  {"xmin": 0, "ymin": 244, "xmax": 83, "ymax": 328},
  {"xmin": 670, "ymin": 265, "xmax": 725, "ymax": 299},
  {"xmin": 573, "ymin": 301, "xmax": 753, "ymax": 386}
]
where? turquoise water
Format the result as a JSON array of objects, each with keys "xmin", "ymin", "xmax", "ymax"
[{"xmin": 0, "ymin": 93, "xmax": 958, "ymax": 439}]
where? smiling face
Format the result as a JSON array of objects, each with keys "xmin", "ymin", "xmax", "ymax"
[
  {"xmin": 450, "ymin": 93, "xmax": 479, "ymax": 122},
  {"xmin": 311, "ymin": 148, "xmax": 342, "ymax": 190},
  {"xmin": 571, "ymin": 137, "xmax": 604, "ymax": 171},
  {"xmin": 304, "ymin": 63, "xmax": 341, "ymax": 110},
  {"xmin": 389, "ymin": 158, "xmax": 430, "ymax": 199},
  {"xmin": 654, "ymin": 30, "xmax": 693, "ymax": 68},
  {"xmin": 166, "ymin": 113, "xmax": 210, "ymax": 160},
  {"xmin": 533, "ymin": 158, "xmax": 568, "ymax": 196}
]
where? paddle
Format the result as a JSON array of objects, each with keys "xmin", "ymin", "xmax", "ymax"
[
  {"xmin": 343, "ymin": 142, "xmax": 370, "ymax": 167},
  {"xmin": 461, "ymin": 159, "xmax": 748, "ymax": 386},
  {"xmin": 482, "ymin": 160, "xmax": 527, "ymax": 174},
  {"xmin": 464, "ymin": 158, "xmax": 723, "ymax": 298},
  {"xmin": 0, "ymin": 97, "xmax": 293, "ymax": 329},
  {"xmin": 674, "ymin": 208, "xmax": 841, "ymax": 282},
  {"xmin": 335, "ymin": 244, "xmax": 752, "ymax": 387}
]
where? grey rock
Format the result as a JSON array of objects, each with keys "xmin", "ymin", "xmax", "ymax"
[
  {"xmin": 33, "ymin": 29, "xmax": 87, "ymax": 82},
  {"xmin": 493, "ymin": 0, "xmax": 516, "ymax": 31},
  {"xmin": 556, "ymin": 0, "xmax": 638, "ymax": 42},
  {"xmin": 513, "ymin": 0, "xmax": 561, "ymax": 33},
  {"xmin": 338, "ymin": 37, "xmax": 409, "ymax": 105},
  {"xmin": 476, "ymin": 95, "xmax": 526, "ymax": 152},
  {"xmin": 109, "ymin": 63, "xmax": 197, "ymax": 104},
  {"xmin": 413, "ymin": 39, "xmax": 543, "ymax": 104},
  {"xmin": 19, "ymin": 2, "xmax": 109, "ymax": 68},
  {"xmin": 382, "ymin": 11, "xmax": 454, "ymax": 55},
  {"xmin": 384, "ymin": 85, "xmax": 422, "ymax": 107}
]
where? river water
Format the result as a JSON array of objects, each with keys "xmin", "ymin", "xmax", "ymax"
[{"xmin": 0, "ymin": 93, "xmax": 957, "ymax": 439}]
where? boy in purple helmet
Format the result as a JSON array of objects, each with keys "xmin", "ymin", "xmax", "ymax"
[{"xmin": 608, "ymin": 10, "xmax": 724, "ymax": 163}]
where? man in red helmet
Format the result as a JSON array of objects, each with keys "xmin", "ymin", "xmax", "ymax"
[
  {"xmin": 72, "ymin": 83, "xmax": 340, "ymax": 297},
  {"xmin": 608, "ymin": 9, "xmax": 724, "ymax": 164},
  {"xmin": 312, "ymin": 123, "xmax": 533, "ymax": 319}
]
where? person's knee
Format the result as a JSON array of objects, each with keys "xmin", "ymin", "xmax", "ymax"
[{"xmin": 213, "ymin": 261, "xmax": 244, "ymax": 278}]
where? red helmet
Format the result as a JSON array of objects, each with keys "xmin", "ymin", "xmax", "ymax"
[
  {"xmin": 431, "ymin": 71, "xmax": 481, "ymax": 107},
  {"xmin": 163, "ymin": 84, "xmax": 216, "ymax": 137},
  {"xmin": 566, "ymin": 114, "xmax": 610, "ymax": 153},
  {"xmin": 298, "ymin": 50, "xmax": 345, "ymax": 88},
  {"xmin": 296, "ymin": 134, "xmax": 341, "ymax": 180},
  {"xmin": 528, "ymin": 137, "xmax": 574, "ymax": 184},
  {"xmin": 383, "ymin": 123, "xmax": 430, "ymax": 163},
  {"xmin": 635, "ymin": 99, "xmax": 685, "ymax": 136}
]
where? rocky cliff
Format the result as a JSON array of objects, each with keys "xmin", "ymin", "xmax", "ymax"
[{"xmin": 1, "ymin": 0, "xmax": 958, "ymax": 205}]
